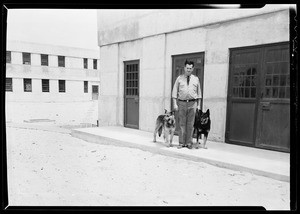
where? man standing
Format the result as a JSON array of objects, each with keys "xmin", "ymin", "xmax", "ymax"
[{"xmin": 172, "ymin": 59, "xmax": 202, "ymax": 149}]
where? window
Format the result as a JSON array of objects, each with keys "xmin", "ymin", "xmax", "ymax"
[
  {"xmin": 42, "ymin": 79, "xmax": 50, "ymax": 92},
  {"xmin": 6, "ymin": 78, "xmax": 12, "ymax": 91},
  {"xmin": 41, "ymin": 54, "xmax": 48, "ymax": 66},
  {"xmin": 6, "ymin": 51, "xmax": 11, "ymax": 63},
  {"xmin": 84, "ymin": 81, "xmax": 88, "ymax": 93},
  {"xmin": 84, "ymin": 58, "xmax": 88, "ymax": 69},
  {"xmin": 93, "ymin": 59, "xmax": 97, "ymax": 69},
  {"xmin": 58, "ymin": 56, "xmax": 65, "ymax": 67},
  {"xmin": 24, "ymin": 78, "xmax": 32, "ymax": 92},
  {"xmin": 23, "ymin": 52, "xmax": 31, "ymax": 65},
  {"xmin": 125, "ymin": 62, "xmax": 139, "ymax": 96},
  {"xmin": 59, "ymin": 80, "xmax": 65, "ymax": 92}
]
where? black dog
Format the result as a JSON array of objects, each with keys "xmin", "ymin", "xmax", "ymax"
[{"xmin": 193, "ymin": 109, "xmax": 211, "ymax": 149}]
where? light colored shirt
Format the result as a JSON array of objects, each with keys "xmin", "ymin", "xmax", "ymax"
[{"xmin": 172, "ymin": 74, "xmax": 202, "ymax": 100}]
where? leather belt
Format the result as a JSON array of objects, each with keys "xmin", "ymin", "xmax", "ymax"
[{"xmin": 178, "ymin": 99, "xmax": 196, "ymax": 102}]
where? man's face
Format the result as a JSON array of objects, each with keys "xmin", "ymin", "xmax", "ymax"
[{"xmin": 184, "ymin": 64, "xmax": 194, "ymax": 76}]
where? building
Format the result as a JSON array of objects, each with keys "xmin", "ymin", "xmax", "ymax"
[
  {"xmin": 6, "ymin": 41, "xmax": 100, "ymax": 102},
  {"xmin": 5, "ymin": 41, "xmax": 100, "ymax": 124},
  {"xmin": 96, "ymin": 5, "xmax": 293, "ymax": 152}
]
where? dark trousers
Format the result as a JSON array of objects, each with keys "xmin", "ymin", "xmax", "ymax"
[{"xmin": 178, "ymin": 100, "xmax": 196, "ymax": 146}]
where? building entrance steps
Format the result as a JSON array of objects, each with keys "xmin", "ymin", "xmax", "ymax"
[{"xmin": 71, "ymin": 126, "xmax": 290, "ymax": 182}]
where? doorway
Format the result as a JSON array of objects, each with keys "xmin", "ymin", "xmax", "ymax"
[
  {"xmin": 124, "ymin": 60, "xmax": 140, "ymax": 129},
  {"xmin": 226, "ymin": 42, "xmax": 290, "ymax": 152}
]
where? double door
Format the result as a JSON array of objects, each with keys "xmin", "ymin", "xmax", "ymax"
[{"xmin": 226, "ymin": 42, "xmax": 290, "ymax": 152}]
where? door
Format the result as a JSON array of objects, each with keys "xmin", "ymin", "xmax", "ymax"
[
  {"xmin": 124, "ymin": 60, "xmax": 139, "ymax": 129},
  {"xmin": 226, "ymin": 42, "xmax": 290, "ymax": 152},
  {"xmin": 226, "ymin": 48, "xmax": 261, "ymax": 147},
  {"xmin": 256, "ymin": 44, "xmax": 290, "ymax": 152},
  {"xmin": 171, "ymin": 53, "xmax": 205, "ymax": 135},
  {"xmin": 92, "ymin": 85, "xmax": 99, "ymax": 100}
]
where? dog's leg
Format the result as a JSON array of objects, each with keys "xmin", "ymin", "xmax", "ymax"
[
  {"xmin": 153, "ymin": 122, "xmax": 160, "ymax": 142},
  {"xmin": 153, "ymin": 128, "xmax": 157, "ymax": 142},
  {"xmin": 164, "ymin": 128, "xmax": 169, "ymax": 147},
  {"xmin": 195, "ymin": 130, "xmax": 200, "ymax": 149},
  {"xmin": 203, "ymin": 133, "xmax": 208, "ymax": 149},
  {"xmin": 169, "ymin": 129, "xmax": 174, "ymax": 147}
]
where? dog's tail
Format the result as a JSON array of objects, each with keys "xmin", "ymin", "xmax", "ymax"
[{"xmin": 158, "ymin": 126, "xmax": 163, "ymax": 137}]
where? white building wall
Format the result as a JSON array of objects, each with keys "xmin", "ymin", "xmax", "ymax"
[
  {"xmin": 11, "ymin": 52, "xmax": 22, "ymax": 64},
  {"xmin": 140, "ymin": 34, "xmax": 166, "ymax": 131},
  {"xmin": 97, "ymin": 7, "xmax": 291, "ymax": 142},
  {"xmin": 98, "ymin": 44, "xmax": 119, "ymax": 126},
  {"xmin": 49, "ymin": 55, "xmax": 58, "ymax": 67}
]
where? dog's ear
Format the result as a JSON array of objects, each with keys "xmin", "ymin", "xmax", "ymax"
[
  {"xmin": 199, "ymin": 110, "xmax": 203, "ymax": 115},
  {"xmin": 206, "ymin": 109, "xmax": 210, "ymax": 116},
  {"xmin": 164, "ymin": 109, "xmax": 167, "ymax": 114}
]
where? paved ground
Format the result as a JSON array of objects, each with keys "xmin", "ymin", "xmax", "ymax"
[{"xmin": 6, "ymin": 125, "xmax": 290, "ymax": 209}]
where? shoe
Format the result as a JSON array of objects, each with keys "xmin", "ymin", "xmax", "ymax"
[
  {"xmin": 177, "ymin": 144, "xmax": 185, "ymax": 149},
  {"xmin": 187, "ymin": 144, "xmax": 193, "ymax": 149}
]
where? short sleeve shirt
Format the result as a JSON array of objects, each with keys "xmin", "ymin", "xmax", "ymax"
[{"xmin": 172, "ymin": 74, "xmax": 202, "ymax": 100}]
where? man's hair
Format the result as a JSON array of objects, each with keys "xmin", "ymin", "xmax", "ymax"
[{"xmin": 184, "ymin": 59, "xmax": 194, "ymax": 67}]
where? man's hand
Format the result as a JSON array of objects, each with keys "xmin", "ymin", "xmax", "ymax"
[{"xmin": 174, "ymin": 104, "xmax": 178, "ymax": 111}]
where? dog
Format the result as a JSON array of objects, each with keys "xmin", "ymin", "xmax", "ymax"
[
  {"xmin": 193, "ymin": 109, "xmax": 211, "ymax": 149},
  {"xmin": 153, "ymin": 109, "xmax": 176, "ymax": 147}
]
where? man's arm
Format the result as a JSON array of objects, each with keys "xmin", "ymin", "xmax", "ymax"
[
  {"xmin": 197, "ymin": 77, "xmax": 202, "ymax": 110},
  {"xmin": 172, "ymin": 77, "xmax": 179, "ymax": 111}
]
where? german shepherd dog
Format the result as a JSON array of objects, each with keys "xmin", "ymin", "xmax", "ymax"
[
  {"xmin": 153, "ymin": 109, "xmax": 176, "ymax": 147},
  {"xmin": 193, "ymin": 109, "xmax": 211, "ymax": 149}
]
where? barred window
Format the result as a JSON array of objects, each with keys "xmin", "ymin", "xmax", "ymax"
[
  {"xmin": 58, "ymin": 56, "xmax": 65, "ymax": 67},
  {"xmin": 59, "ymin": 80, "xmax": 65, "ymax": 92},
  {"xmin": 6, "ymin": 78, "xmax": 12, "ymax": 91},
  {"xmin": 6, "ymin": 51, "xmax": 11, "ymax": 63},
  {"xmin": 93, "ymin": 59, "xmax": 97, "ymax": 69},
  {"xmin": 24, "ymin": 78, "xmax": 32, "ymax": 92},
  {"xmin": 84, "ymin": 58, "xmax": 88, "ymax": 69},
  {"xmin": 84, "ymin": 81, "xmax": 88, "ymax": 93},
  {"xmin": 42, "ymin": 79, "xmax": 50, "ymax": 92},
  {"xmin": 41, "ymin": 54, "xmax": 48, "ymax": 66},
  {"xmin": 23, "ymin": 52, "xmax": 31, "ymax": 65}
]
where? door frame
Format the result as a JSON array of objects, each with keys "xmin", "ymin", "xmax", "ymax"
[
  {"xmin": 226, "ymin": 41, "xmax": 290, "ymax": 152},
  {"xmin": 124, "ymin": 60, "xmax": 140, "ymax": 129}
]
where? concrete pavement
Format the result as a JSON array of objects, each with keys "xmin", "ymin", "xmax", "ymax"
[{"xmin": 70, "ymin": 126, "xmax": 290, "ymax": 182}]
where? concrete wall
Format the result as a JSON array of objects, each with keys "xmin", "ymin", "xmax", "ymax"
[
  {"xmin": 97, "ymin": 5, "xmax": 292, "ymax": 46},
  {"xmin": 6, "ymin": 41, "xmax": 100, "ymax": 102},
  {"xmin": 97, "ymin": 7, "xmax": 290, "ymax": 142}
]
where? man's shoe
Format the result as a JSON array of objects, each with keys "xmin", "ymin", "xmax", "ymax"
[{"xmin": 177, "ymin": 144, "xmax": 185, "ymax": 149}]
